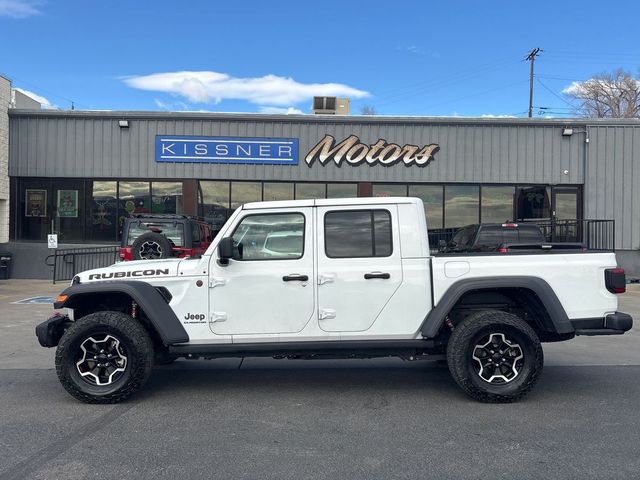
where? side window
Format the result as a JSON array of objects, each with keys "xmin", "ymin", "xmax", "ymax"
[
  {"xmin": 192, "ymin": 223, "xmax": 201, "ymax": 243},
  {"xmin": 232, "ymin": 213, "xmax": 305, "ymax": 260},
  {"xmin": 324, "ymin": 209, "xmax": 393, "ymax": 258}
]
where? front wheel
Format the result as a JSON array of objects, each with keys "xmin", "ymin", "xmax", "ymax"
[
  {"xmin": 55, "ymin": 311, "xmax": 154, "ymax": 404},
  {"xmin": 446, "ymin": 311, "xmax": 543, "ymax": 403}
]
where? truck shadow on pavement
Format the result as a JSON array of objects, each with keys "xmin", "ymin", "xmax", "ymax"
[{"xmin": 134, "ymin": 360, "xmax": 639, "ymax": 405}]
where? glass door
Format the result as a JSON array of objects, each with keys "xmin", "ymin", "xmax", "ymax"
[{"xmin": 551, "ymin": 187, "xmax": 581, "ymax": 242}]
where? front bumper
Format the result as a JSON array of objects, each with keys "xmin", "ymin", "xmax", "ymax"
[
  {"xmin": 571, "ymin": 312, "xmax": 633, "ymax": 336},
  {"xmin": 36, "ymin": 314, "xmax": 71, "ymax": 347}
]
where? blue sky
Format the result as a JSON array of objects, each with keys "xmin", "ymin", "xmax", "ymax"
[{"xmin": 1, "ymin": 0, "xmax": 639, "ymax": 117}]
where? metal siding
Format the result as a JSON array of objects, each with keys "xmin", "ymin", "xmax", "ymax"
[
  {"xmin": 9, "ymin": 113, "xmax": 591, "ymax": 185},
  {"xmin": 585, "ymin": 125, "xmax": 640, "ymax": 250}
]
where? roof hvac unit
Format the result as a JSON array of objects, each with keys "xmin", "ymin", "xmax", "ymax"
[{"xmin": 312, "ymin": 96, "xmax": 350, "ymax": 115}]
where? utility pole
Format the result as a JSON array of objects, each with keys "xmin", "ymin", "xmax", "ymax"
[{"xmin": 525, "ymin": 48, "xmax": 542, "ymax": 118}]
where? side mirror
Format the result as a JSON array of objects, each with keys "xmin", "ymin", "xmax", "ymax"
[{"xmin": 217, "ymin": 237, "xmax": 242, "ymax": 265}]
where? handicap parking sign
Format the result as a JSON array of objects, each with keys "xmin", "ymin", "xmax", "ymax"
[{"xmin": 47, "ymin": 234, "xmax": 58, "ymax": 249}]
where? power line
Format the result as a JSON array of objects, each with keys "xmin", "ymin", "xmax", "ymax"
[{"xmin": 536, "ymin": 77, "xmax": 577, "ymax": 109}]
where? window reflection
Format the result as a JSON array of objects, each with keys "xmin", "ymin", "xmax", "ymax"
[
  {"xmin": 295, "ymin": 183, "xmax": 326, "ymax": 200},
  {"xmin": 151, "ymin": 182, "xmax": 183, "ymax": 214},
  {"xmin": 481, "ymin": 186, "xmax": 514, "ymax": 223},
  {"xmin": 409, "ymin": 185, "xmax": 443, "ymax": 229},
  {"xmin": 445, "ymin": 185, "xmax": 479, "ymax": 228},
  {"xmin": 200, "ymin": 181, "xmax": 230, "ymax": 230},
  {"xmin": 118, "ymin": 182, "xmax": 150, "ymax": 238},
  {"xmin": 324, "ymin": 210, "xmax": 392, "ymax": 258},
  {"xmin": 88, "ymin": 181, "xmax": 117, "ymax": 241},
  {"xmin": 372, "ymin": 184, "xmax": 407, "ymax": 197},
  {"xmin": 231, "ymin": 182, "xmax": 261, "ymax": 210},
  {"xmin": 327, "ymin": 183, "xmax": 358, "ymax": 198},
  {"xmin": 263, "ymin": 182, "xmax": 294, "ymax": 201},
  {"xmin": 233, "ymin": 213, "xmax": 305, "ymax": 260}
]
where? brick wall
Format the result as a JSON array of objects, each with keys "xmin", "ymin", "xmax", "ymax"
[{"xmin": 0, "ymin": 76, "xmax": 10, "ymax": 243}]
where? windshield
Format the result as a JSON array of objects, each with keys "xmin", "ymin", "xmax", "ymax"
[{"xmin": 127, "ymin": 221, "xmax": 184, "ymax": 246}]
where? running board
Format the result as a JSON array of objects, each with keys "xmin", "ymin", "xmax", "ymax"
[{"xmin": 169, "ymin": 339, "xmax": 437, "ymax": 358}]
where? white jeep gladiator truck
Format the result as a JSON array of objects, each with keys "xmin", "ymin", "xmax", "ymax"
[{"xmin": 36, "ymin": 197, "xmax": 633, "ymax": 403}]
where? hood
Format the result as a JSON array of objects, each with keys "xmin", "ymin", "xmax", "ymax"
[{"xmin": 76, "ymin": 258, "xmax": 182, "ymax": 284}]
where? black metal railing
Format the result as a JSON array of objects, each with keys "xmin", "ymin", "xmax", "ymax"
[
  {"xmin": 531, "ymin": 219, "xmax": 615, "ymax": 251},
  {"xmin": 46, "ymin": 246, "xmax": 119, "ymax": 284},
  {"xmin": 429, "ymin": 219, "xmax": 615, "ymax": 253}
]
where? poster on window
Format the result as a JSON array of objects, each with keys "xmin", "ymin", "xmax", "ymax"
[
  {"xmin": 57, "ymin": 190, "xmax": 78, "ymax": 218},
  {"xmin": 25, "ymin": 189, "xmax": 47, "ymax": 217}
]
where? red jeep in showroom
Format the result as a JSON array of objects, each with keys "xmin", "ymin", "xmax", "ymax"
[{"xmin": 118, "ymin": 214, "xmax": 215, "ymax": 261}]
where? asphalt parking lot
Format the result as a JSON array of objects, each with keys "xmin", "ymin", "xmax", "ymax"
[{"xmin": 1, "ymin": 280, "xmax": 640, "ymax": 480}]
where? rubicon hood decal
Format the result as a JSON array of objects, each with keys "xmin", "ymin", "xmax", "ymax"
[{"xmin": 88, "ymin": 268, "xmax": 170, "ymax": 280}]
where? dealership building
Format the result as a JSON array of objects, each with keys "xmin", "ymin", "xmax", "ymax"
[{"xmin": 2, "ymin": 74, "xmax": 640, "ymax": 278}]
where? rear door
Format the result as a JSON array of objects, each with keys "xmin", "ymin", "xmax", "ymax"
[{"xmin": 316, "ymin": 205, "xmax": 402, "ymax": 332}]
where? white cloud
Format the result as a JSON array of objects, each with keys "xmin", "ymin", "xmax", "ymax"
[
  {"xmin": 122, "ymin": 70, "xmax": 369, "ymax": 107},
  {"xmin": 258, "ymin": 106, "xmax": 305, "ymax": 115},
  {"xmin": 563, "ymin": 78, "xmax": 640, "ymax": 96},
  {"xmin": 0, "ymin": 0, "xmax": 42, "ymax": 18},
  {"xmin": 154, "ymin": 98, "xmax": 190, "ymax": 111},
  {"xmin": 14, "ymin": 87, "xmax": 57, "ymax": 109}
]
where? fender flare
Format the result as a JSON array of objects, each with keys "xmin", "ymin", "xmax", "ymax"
[
  {"xmin": 55, "ymin": 281, "xmax": 189, "ymax": 345},
  {"xmin": 421, "ymin": 276, "xmax": 573, "ymax": 338}
]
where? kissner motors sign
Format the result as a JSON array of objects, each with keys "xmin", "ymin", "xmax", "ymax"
[
  {"xmin": 305, "ymin": 134, "xmax": 439, "ymax": 167},
  {"xmin": 155, "ymin": 135, "xmax": 299, "ymax": 165}
]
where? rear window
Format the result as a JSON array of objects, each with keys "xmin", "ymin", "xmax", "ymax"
[
  {"xmin": 127, "ymin": 222, "xmax": 184, "ymax": 246},
  {"xmin": 451, "ymin": 226, "xmax": 477, "ymax": 248},
  {"xmin": 518, "ymin": 226, "xmax": 545, "ymax": 243},
  {"xmin": 475, "ymin": 225, "xmax": 545, "ymax": 248},
  {"xmin": 324, "ymin": 209, "xmax": 392, "ymax": 258}
]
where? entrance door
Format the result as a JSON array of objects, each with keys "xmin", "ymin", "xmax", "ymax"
[
  {"xmin": 316, "ymin": 205, "xmax": 402, "ymax": 332},
  {"xmin": 551, "ymin": 187, "xmax": 580, "ymax": 242},
  {"xmin": 208, "ymin": 208, "xmax": 315, "ymax": 335}
]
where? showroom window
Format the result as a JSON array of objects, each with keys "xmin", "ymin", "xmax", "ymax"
[
  {"xmin": 409, "ymin": 184, "xmax": 444, "ymax": 229},
  {"xmin": 445, "ymin": 185, "xmax": 480, "ymax": 228},
  {"xmin": 263, "ymin": 182, "xmax": 294, "ymax": 202},
  {"xmin": 151, "ymin": 182, "xmax": 183, "ymax": 214},
  {"xmin": 295, "ymin": 183, "xmax": 326, "ymax": 200},
  {"xmin": 372, "ymin": 184, "xmax": 408, "ymax": 197},
  {"xmin": 231, "ymin": 182, "xmax": 262, "ymax": 210},
  {"xmin": 481, "ymin": 186, "xmax": 515, "ymax": 223},
  {"xmin": 327, "ymin": 183, "xmax": 358, "ymax": 198},
  {"xmin": 87, "ymin": 181, "xmax": 117, "ymax": 241},
  {"xmin": 199, "ymin": 181, "xmax": 230, "ymax": 231}
]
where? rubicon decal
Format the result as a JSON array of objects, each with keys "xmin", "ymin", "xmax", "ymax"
[
  {"xmin": 305, "ymin": 134, "xmax": 439, "ymax": 167},
  {"xmin": 88, "ymin": 269, "xmax": 170, "ymax": 280}
]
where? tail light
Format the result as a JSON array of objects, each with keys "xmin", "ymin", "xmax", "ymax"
[
  {"xmin": 118, "ymin": 248, "xmax": 126, "ymax": 259},
  {"xmin": 496, "ymin": 247, "xmax": 509, "ymax": 253},
  {"xmin": 605, "ymin": 268, "xmax": 626, "ymax": 294}
]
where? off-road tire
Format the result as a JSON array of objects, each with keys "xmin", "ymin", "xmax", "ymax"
[
  {"xmin": 131, "ymin": 231, "xmax": 173, "ymax": 260},
  {"xmin": 446, "ymin": 310, "xmax": 543, "ymax": 403},
  {"xmin": 55, "ymin": 311, "xmax": 154, "ymax": 404}
]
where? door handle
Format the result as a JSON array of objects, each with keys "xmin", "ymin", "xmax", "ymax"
[
  {"xmin": 364, "ymin": 272, "xmax": 390, "ymax": 279},
  {"xmin": 282, "ymin": 274, "xmax": 309, "ymax": 282}
]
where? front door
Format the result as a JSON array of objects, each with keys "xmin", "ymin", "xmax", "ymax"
[
  {"xmin": 208, "ymin": 208, "xmax": 315, "ymax": 336},
  {"xmin": 316, "ymin": 205, "xmax": 402, "ymax": 332}
]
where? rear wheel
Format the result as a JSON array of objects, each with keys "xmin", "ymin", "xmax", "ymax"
[
  {"xmin": 55, "ymin": 311, "xmax": 154, "ymax": 404},
  {"xmin": 446, "ymin": 310, "xmax": 543, "ymax": 403}
]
